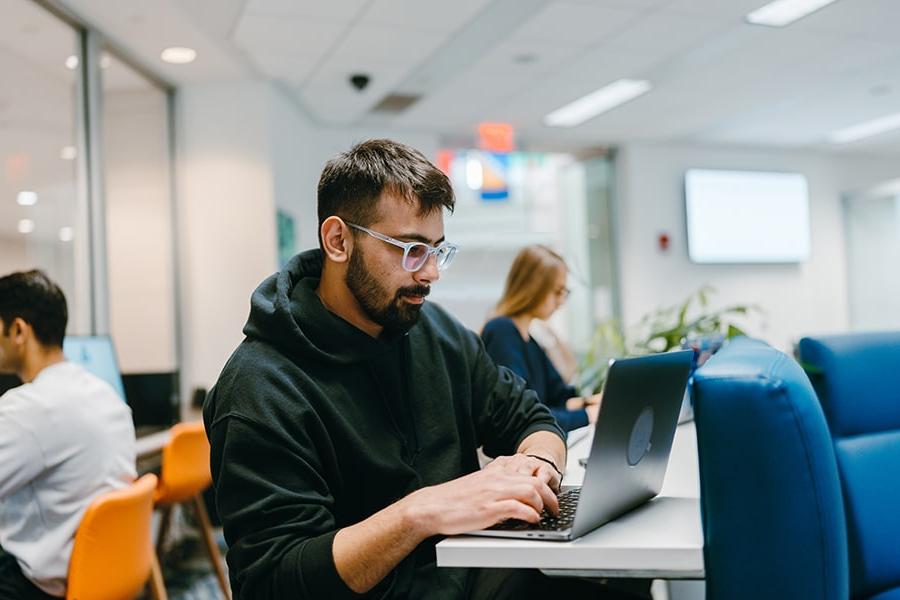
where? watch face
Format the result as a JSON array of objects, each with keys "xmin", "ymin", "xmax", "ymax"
[{"xmin": 627, "ymin": 406, "xmax": 654, "ymax": 467}]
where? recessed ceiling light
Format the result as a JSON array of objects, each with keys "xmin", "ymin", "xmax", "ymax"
[
  {"xmin": 544, "ymin": 79, "xmax": 652, "ymax": 128},
  {"xmin": 58, "ymin": 227, "xmax": 74, "ymax": 242},
  {"xmin": 160, "ymin": 47, "xmax": 197, "ymax": 64},
  {"xmin": 828, "ymin": 111, "xmax": 900, "ymax": 144},
  {"xmin": 65, "ymin": 55, "xmax": 79, "ymax": 70},
  {"xmin": 60, "ymin": 146, "xmax": 77, "ymax": 160},
  {"xmin": 18, "ymin": 219, "xmax": 35, "ymax": 234},
  {"xmin": 746, "ymin": 0, "xmax": 839, "ymax": 27},
  {"xmin": 16, "ymin": 191, "xmax": 37, "ymax": 206}
]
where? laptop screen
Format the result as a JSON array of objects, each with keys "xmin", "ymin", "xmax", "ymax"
[{"xmin": 62, "ymin": 336, "xmax": 127, "ymax": 402}]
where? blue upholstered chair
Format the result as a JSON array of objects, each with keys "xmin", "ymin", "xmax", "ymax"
[
  {"xmin": 798, "ymin": 332, "xmax": 900, "ymax": 600},
  {"xmin": 692, "ymin": 337, "xmax": 848, "ymax": 600}
]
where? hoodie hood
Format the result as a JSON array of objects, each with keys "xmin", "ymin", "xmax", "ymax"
[{"xmin": 242, "ymin": 248, "xmax": 405, "ymax": 365}]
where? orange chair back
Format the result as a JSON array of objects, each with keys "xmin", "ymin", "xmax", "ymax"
[
  {"xmin": 154, "ymin": 421, "xmax": 212, "ymax": 505},
  {"xmin": 66, "ymin": 473, "xmax": 158, "ymax": 600}
]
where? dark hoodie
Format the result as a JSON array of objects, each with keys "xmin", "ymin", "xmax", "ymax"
[{"xmin": 203, "ymin": 249, "xmax": 564, "ymax": 599}]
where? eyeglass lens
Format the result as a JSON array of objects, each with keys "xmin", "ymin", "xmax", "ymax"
[{"xmin": 402, "ymin": 244, "xmax": 456, "ymax": 272}]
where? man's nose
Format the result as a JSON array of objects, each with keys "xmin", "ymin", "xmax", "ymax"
[{"xmin": 414, "ymin": 253, "xmax": 441, "ymax": 284}]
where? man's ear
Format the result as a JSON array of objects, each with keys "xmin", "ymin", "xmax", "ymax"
[
  {"xmin": 8, "ymin": 317, "xmax": 29, "ymax": 344},
  {"xmin": 320, "ymin": 216, "xmax": 353, "ymax": 265}
]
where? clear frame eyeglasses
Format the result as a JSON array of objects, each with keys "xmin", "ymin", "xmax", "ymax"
[{"xmin": 346, "ymin": 222, "xmax": 459, "ymax": 273}]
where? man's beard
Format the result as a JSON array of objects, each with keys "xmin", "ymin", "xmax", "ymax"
[{"xmin": 346, "ymin": 247, "xmax": 430, "ymax": 335}]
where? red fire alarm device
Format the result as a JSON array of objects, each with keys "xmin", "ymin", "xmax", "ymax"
[{"xmin": 658, "ymin": 232, "xmax": 671, "ymax": 252}]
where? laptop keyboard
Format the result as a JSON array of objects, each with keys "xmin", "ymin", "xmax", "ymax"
[{"xmin": 491, "ymin": 487, "xmax": 581, "ymax": 532}]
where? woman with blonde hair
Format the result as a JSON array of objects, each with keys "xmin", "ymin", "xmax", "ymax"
[{"xmin": 482, "ymin": 245, "xmax": 600, "ymax": 432}]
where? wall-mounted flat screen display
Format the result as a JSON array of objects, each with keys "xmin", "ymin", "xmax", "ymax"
[{"xmin": 685, "ymin": 169, "xmax": 810, "ymax": 264}]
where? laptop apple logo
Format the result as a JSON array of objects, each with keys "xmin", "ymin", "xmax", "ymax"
[{"xmin": 627, "ymin": 406, "xmax": 654, "ymax": 466}]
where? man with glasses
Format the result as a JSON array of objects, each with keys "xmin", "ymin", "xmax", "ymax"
[{"xmin": 204, "ymin": 140, "xmax": 636, "ymax": 599}]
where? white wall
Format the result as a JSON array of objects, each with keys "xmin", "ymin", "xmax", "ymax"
[
  {"xmin": 105, "ymin": 90, "xmax": 177, "ymax": 373},
  {"xmin": 0, "ymin": 237, "xmax": 28, "ymax": 277},
  {"xmin": 615, "ymin": 142, "xmax": 900, "ymax": 351},
  {"xmin": 268, "ymin": 89, "xmax": 316, "ymax": 252},
  {"xmin": 175, "ymin": 81, "xmax": 278, "ymax": 405}
]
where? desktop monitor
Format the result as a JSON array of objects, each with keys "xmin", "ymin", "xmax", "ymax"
[{"xmin": 62, "ymin": 335, "xmax": 127, "ymax": 401}]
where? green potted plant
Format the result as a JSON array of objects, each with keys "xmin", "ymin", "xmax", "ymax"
[{"xmin": 577, "ymin": 286, "xmax": 758, "ymax": 394}]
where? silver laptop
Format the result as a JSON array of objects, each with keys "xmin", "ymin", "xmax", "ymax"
[{"xmin": 469, "ymin": 350, "xmax": 693, "ymax": 541}]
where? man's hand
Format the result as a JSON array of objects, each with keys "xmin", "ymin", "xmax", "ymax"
[
  {"xmin": 402, "ymin": 466, "xmax": 558, "ymax": 538},
  {"xmin": 334, "ymin": 461, "xmax": 560, "ymax": 593},
  {"xmin": 566, "ymin": 392, "xmax": 602, "ymax": 410},
  {"xmin": 484, "ymin": 453, "xmax": 562, "ymax": 493},
  {"xmin": 567, "ymin": 393, "xmax": 602, "ymax": 424}
]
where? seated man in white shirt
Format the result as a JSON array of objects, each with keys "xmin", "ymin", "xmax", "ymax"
[{"xmin": 0, "ymin": 270, "xmax": 136, "ymax": 599}]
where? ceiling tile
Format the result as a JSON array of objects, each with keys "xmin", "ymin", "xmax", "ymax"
[
  {"xmin": 790, "ymin": 0, "xmax": 900, "ymax": 44},
  {"xmin": 663, "ymin": 0, "xmax": 777, "ymax": 18},
  {"xmin": 241, "ymin": 0, "xmax": 368, "ymax": 20},
  {"xmin": 562, "ymin": 0, "xmax": 669, "ymax": 8},
  {"xmin": 248, "ymin": 52, "xmax": 321, "ymax": 84},
  {"xmin": 604, "ymin": 10, "xmax": 734, "ymax": 57},
  {"xmin": 233, "ymin": 14, "xmax": 346, "ymax": 56},
  {"xmin": 361, "ymin": 0, "xmax": 493, "ymax": 32},
  {"xmin": 326, "ymin": 23, "xmax": 449, "ymax": 66},
  {"xmin": 510, "ymin": 2, "xmax": 642, "ymax": 46}
]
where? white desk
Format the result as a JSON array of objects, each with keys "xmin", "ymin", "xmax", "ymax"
[
  {"xmin": 436, "ymin": 421, "xmax": 704, "ymax": 579},
  {"xmin": 136, "ymin": 428, "xmax": 172, "ymax": 459}
]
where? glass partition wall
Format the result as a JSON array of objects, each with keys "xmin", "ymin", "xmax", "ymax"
[
  {"xmin": 101, "ymin": 52, "xmax": 177, "ymax": 377},
  {"xmin": 844, "ymin": 185, "xmax": 900, "ymax": 331},
  {"xmin": 433, "ymin": 149, "xmax": 618, "ymax": 361},
  {"xmin": 1, "ymin": 0, "xmax": 178, "ymax": 419},
  {"xmin": 0, "ymin": 0, "xmax": 89, "ymax": 332}
]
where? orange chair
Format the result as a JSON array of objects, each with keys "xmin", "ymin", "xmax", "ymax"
[
  {"xmin": 154, "ymin": 421, "xmax": 231, "ymax": 599},
  {"xmin": 67, "ymin": 473, "xmax": 167, "ymax": 600}
]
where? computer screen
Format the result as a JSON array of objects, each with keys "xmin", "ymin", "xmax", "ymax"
[
  {"xmin": 685, "ymin": 169, "xmax": 811, "ymax": 264},
  {"xmin": 62, "ymin": 336, "xmax": 127, "ymax": 401}
]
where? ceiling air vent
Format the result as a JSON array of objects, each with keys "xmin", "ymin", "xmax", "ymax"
[{"xmin": 371, "ymin": 93, "xmax": 421, "ymax": 114}]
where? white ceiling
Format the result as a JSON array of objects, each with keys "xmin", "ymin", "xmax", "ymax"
[{"xmin": 35, "ymin": 0, "xmax": 900, "ymax": 156}]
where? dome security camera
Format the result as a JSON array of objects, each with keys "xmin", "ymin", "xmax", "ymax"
[{"xmin": 349, "ymin": 73, "xmax": 370, "ymax": 92}]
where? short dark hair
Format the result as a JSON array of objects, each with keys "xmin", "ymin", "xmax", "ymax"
[
  {"xmin": 0, "ymin": 270, "xmax": 68, "ymax": 348},
  {"xmin": 317, "ymin": 139, "xmax": 455, "ymax": 246}
]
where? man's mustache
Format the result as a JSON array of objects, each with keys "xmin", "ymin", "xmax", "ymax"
[{"xmin": 397, "ymin": 285, "xmax": 430, "ymax": 298}]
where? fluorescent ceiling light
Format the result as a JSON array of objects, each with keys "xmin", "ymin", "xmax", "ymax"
[
  {"xmin": 60, "ymin": 146, "xmax": 77, "ymax": 160},
  {"xmin": 17, "ymin": 191, "xmax": 37, "ymax": 206},
  {"xmin": 828, "ymin": 111, "xmax": 900, "ymax": 144},
  {"xmin": 18, "ymin": 219, "xmax": 35, "ymax": 234},
  {"xmin": 544, "ymin": 79, "xmax": 652, "ymax": 128},
  {"xmin": 746, "ymin": 0, "xmax": 839, "ymax": 27},
  {"xmin": 160, "ymin": 47, "xmax": 197, "ymax": 64},
  {"xmin": 58, "ymin": 227, "xmax": 74, "ymax": 242},
  {"xmin": 65, "ymin": 55, "xmax": 78, "ymax": 70}
]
